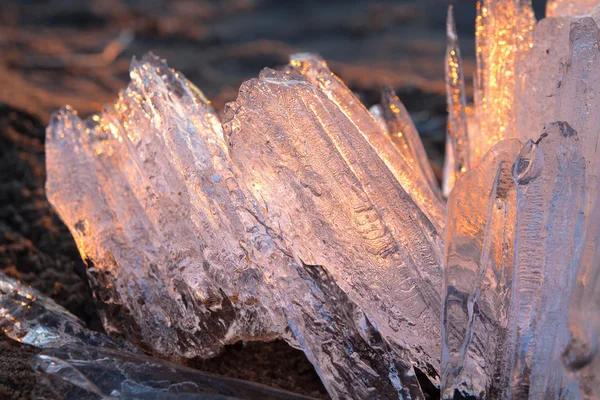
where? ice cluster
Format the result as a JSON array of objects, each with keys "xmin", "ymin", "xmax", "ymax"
[{"xmin": 29, "ymin": 0, "xmax": 600, "ymax": 398}]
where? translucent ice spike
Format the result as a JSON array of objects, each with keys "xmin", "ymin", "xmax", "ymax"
[
  {"xmin": 0, "ymin": 272, "xmax": 135, "ymax": 351},
  {"xmin": 443, "ymin": 6, "xmax": 470, "ymax": 197},
  {"xmin": 442, "ymin": 139, "xmax": 522, "ymax": 398},
  {"xmin": 46, "ymin": 106, "xmax": 180, "ymax": 352},
  {"xmin": 380, "ymin": 86, "xmax": 441, "ymax": 200},
  {"xmin": 287, "ymin": 53, "xmax": 445, "ymax": 231},
  {"xmin": 33, "ymin": 345, "xmax": 316, "ymax": 400},
  {"xmin": 508, "ymin": 121, "xmax": 586, "ymax": 398},
  {"xmin": 224, "ymin": 69, "xmax": 443, "ymax": 386},
  {"xmin": 474, "ymin": 0, "xmax": 535, "ymax": 162},
  {"xmin": 516, "ymin": 10, "xmax": 600, "ymax": 146}
]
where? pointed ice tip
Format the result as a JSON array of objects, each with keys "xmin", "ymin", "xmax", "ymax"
[
  {"xmin": 129, "ymin": 52, "xmax": 168, "ymax": 75},
  {"xmin": 52, "ymin": 105, "xmax": 79, "ymax": 123},
  {"xmin": 381, "ymin": 84, "xmax": 398, "ymax": 104},
  {"xmin": 46, "ymin": 106, "xmax": 81, "ymax": 140},
  {"xmin": 140, "ymin": 51, "xmax": 162, "ymax": 64},
  {"xmin": 446, "ymin": 5, "xmax": 457, "ymax": 42},
  {"xmin": 289, "ymin": 53, "xmax": 327, "ymax": 69}
]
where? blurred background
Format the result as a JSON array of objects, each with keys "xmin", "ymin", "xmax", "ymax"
[{"xmin": 0, "ymin": 1, "xmax": 547, "ymax": 399}]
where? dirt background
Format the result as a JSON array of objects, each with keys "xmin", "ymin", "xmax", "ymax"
[{"xmin": 0, "ymin": 0, "xmax": 547, "ymax": 398}]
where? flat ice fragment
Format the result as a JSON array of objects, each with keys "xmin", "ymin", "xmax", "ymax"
[
  {"xmin": 0, "ymin": 272, "xmax": 135, "ymax": 351},
  {"xmin": 34, "ymin": 345, "xmax": 316, "ymax": 400}
]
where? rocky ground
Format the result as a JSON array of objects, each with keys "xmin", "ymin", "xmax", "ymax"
[{"xmin": 0, "ymin": 0, "xmax": 546, "ymax": 398}]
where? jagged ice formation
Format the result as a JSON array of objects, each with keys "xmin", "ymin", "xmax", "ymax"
[{"xmin": 30, "ymin": 0, "xmax": 600, "ymax": 398}]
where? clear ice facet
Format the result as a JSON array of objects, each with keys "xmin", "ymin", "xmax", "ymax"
[
  {"xmin": 442, "ymin": 139, "xmax": 522, "ymax": 398},
  {"xmin": 0, "ymin": 272, "xmax": 135, "ymax": 351},
  {"xmin": 508, "ymin": 122, "xmax": 586, "ymax": 398}
]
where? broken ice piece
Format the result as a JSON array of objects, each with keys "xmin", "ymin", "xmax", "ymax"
[
  {"xmin": 0, "ymin": 271, "xmax": 324, "ymax": 399},
  {"xmin": 34, "ymin": 344, "xmax": 316, "ymax": 400},
  {"xmin": 0, "ymin": 272, "xmax": 134, "ymax": 351},
  {"xmin": 0, "ymin": 271, "xmax": 315, "ymax": 399}
]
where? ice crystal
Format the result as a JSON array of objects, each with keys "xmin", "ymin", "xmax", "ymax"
[{"xmin": 36, "ymin": 1, "xmax": 600, "ymax": 399}]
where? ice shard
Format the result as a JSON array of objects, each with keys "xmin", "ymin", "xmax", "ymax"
[
  {"xmin": 515, "ymin": 12, "xmax": 600, "ymax": 165},
  {"xmin": 442, "ymin": 139, "xmax": 522, "ymax": 398},
  {"xmin": 34, "ymin": 345, "xmax": 316, "ymax": 400},
  {"xmin": 507, "ymin": 122, "xmax": 586, "ymax": 398},
  {"xmin": 473, "ymin": 0, "xmax": 535, "ymax": 162},
  {"xmin": 0, "ymin": 272, "xmax": 135, "ymax": 351},
  {"xmin": 46, "ymin": 56, "xmax": 286, "ymax": 360},
  {"xmin": 443, "ymin": 121, "xmax": 587, "ymax": 398},
  {"xmin": 552, "ymin": 17, "xmax": 600, "ymax": 218},
  {"xmin": 379, "ymin": 86, "xmax": 441, "ymax": 203},
  {"xmin": 443, "ymin": 6, "xmax": 470, "ymax": 197},
  {"xmin": 224, "ymin": 67, "xmax": 443, "ymax": 386}
]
